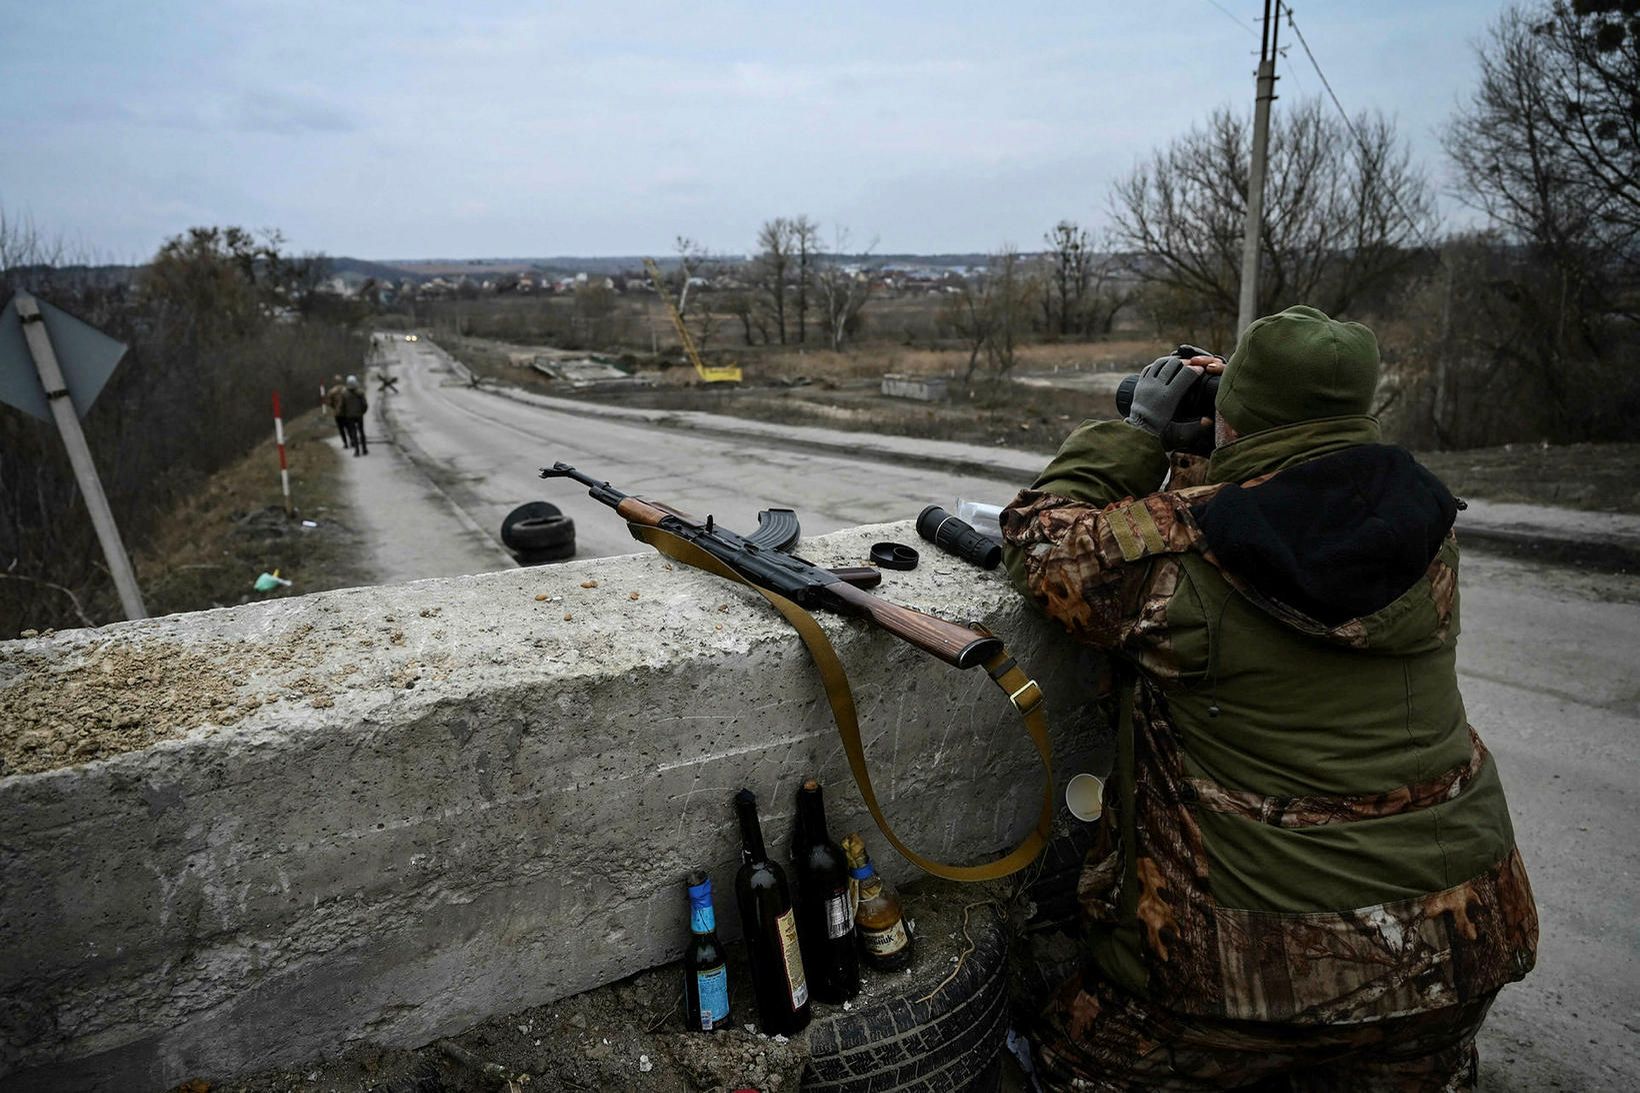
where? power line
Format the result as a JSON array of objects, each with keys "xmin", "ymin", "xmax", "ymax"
[
  {"xmin": 1203, "ymin": 0, "xmax": 1258, "ymax": 37},
  {"xmin": 1284, "ymin": 7, "xmax": 1365, "ymax": 152},
  {"xmin": 1283, "ymin": 4, "xmax": 1439, "ymax": 247}
]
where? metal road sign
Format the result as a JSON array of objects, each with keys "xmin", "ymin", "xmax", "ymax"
[
  {"xmin": 0, "ymin": 292, "xmax": 127, "ymax": 420},
  {"xmin": 0, "ymin": 290, "xmax": 146, "ymax": 619}
]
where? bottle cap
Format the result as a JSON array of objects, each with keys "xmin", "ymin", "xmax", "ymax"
[{"xmin": 686, "ymin": 872, "xmax": 713, "ymax": 906}]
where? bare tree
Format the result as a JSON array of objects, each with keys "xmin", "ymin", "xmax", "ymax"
[
  {"xmin": 672, "ymin": 235, "xmax": 720, "ymax": 350},
  {"xmin": 941, "ymin": 250, "xmax": 1038, "ymax": 386},
  {"xmin": 1448, "ymin": 3, "xmax": 1640, "ymax": 294},
  {"xmin": 1043, "ymin": 221, "xmax": 1092, "ymax": 337},
  {"xmin": 986, "ymin": 248, "xmax": 1035, "ymax": 380},
  {"xmin": 814, "ymin": 228, "xmax": 877, "ymax": 352},
  {"xmin": 1433, "ymin": 1, "xmax": 1640, "ymax": 442},
  {"xmin": 942, "ymin": 275, "xmax": 996, "ymax": 386},
  {"xmin": 1110, "ymin": 98, "xmax": 1435, "ymax": 341},
  {"xmin": 755, "ymin": 218, "xmax": 794, "ymax": 344},
  {"xmin": 792, "ymin": 215, "xmax": 819, "ymax": 345}
]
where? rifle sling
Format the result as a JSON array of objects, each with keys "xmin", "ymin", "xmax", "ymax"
[{"xmin": 632, "ymin": 523, "xmax": 1053, "ymax": 882}]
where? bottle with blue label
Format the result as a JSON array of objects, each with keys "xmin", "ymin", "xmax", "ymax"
[{"xmin": 682, "ymin": 871, "xmax": 731, "ymax": 1032}]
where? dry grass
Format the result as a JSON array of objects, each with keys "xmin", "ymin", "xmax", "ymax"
[
  {"xmin": 133, "ymin": 408, "xmax": 370, "ymax": 618},
  {"xmin": 1417, "ymin": 443, "xmax": 1640, "ymax": 513}
]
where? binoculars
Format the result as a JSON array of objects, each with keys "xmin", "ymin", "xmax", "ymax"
[{"xmin": 1114, "ymin": 344, "xmax": 1222, "ymax": 424}]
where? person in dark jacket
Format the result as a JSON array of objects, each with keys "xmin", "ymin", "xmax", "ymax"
[
  {"xmin": 1002, "ymin": 305, "xmax": 1536, "ymax": 1091},
  {"xmin": 339, "ymin": 374, "xmax": 369, "ymax": 456},
  {"xmin": 324, "ymin": 373, "xmax": 348, "ymax": 446}
]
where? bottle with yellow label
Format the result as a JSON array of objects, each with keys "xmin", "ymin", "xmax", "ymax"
[
  {"xmin": 733, "ymin": 789, "xmax": 811, "ymax": 1034},
  {"xmin": 841, "ymin": 831, "xmax": 914, "ymax": 972},
  {"xmin": 792, "ymin": 778, "xmax": 860, "ymax": 1004}
]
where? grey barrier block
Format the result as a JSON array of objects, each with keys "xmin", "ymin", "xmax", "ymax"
[{"xmin": 0, "ymin": 520, "xmax": 1105, "ymax": 1091}]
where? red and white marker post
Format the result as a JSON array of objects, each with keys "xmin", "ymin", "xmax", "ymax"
[{"xmin": 272, "ymin": 390, "xmax": 293, "ymax": 516}]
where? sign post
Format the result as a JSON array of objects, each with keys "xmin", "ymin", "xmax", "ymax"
[
  {"xmin": 272, "ymin": 390, "xmax": 292, "ymax": 516},
  {"xmin": 0, "ymin": 290, "xmax": 147, "ymax": 620}
]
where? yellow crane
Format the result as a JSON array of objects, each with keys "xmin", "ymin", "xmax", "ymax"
[{"xmin": 644, "ymin": 257, "xmax": 741, "ymax": 383}]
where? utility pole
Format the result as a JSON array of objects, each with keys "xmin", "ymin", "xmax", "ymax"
[
  {"xmin": 14, "ymin": 291, "xmax": 148, "ymax": 620},
  {"xmin": 1236, "ymin": 0, "xmax": 1280, "ymax": 339}
]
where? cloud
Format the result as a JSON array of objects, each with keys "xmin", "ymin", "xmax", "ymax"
[{"xmin": 233, "ymin": 89, "xmax": 356, "ymax": 135}]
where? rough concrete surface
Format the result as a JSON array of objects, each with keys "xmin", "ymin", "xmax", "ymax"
[{"xmin": 0, "ymin": 521, "xmax": 1102, "ymax": 1091}]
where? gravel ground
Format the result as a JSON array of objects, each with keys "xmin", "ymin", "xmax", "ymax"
[{"xmin": 214, "ymin": 880, "xmax": 1017, "ymax": 1093}]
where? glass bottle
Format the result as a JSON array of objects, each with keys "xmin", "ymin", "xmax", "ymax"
[
  {"xmin": 792, "ymin": 778, "xmax": 861, "ymax": 1003},
  {"xmin": 733, "ymin": 789, "xmax": 811, "ymax": 1035},
  {"xmin": 681, "ymin": 871, "xmax": 731, "ymax": 1032},
  {"xmin": 841, "ymin": 831, "xmax": 914, "ymax": 971}
]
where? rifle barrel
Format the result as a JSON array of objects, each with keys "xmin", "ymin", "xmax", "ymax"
[{"xmin": 541, "ymin": 462, "xmax": 629, "ymax": 507}]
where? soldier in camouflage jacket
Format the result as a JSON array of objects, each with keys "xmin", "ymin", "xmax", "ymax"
[{"xmin": 1001, "ymin": 307, "xmax": 1536, "ymax": 1091}]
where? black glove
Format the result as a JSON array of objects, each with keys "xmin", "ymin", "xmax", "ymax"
[{"xmin": 1125, "ymin": 355, "xmax": 1200, "ymax": 436}]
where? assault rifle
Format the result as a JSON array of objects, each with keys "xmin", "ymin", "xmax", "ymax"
[
  {"xmin": 539, "ymin": 462, "xmax": 1003, "ymax": 668},
  {"xmin": 540, "ymin": 461, "xmax": 1052, "ymax": 882}
]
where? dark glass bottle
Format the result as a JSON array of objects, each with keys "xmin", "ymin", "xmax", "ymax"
[
  {"xmin": 733, "ymin": 789, "xmax": 811, "ymax": 1035},
  {"xmin": 841, "ymin": 831, "xmax": 914, "ymax": 971},
  {"xmin": 792, "ymin": 778, "xmax": 861, "ymax": 1003},
  {"xmin": 681, "ymin": 871, "xmax": 731, "ymax": 1032}
]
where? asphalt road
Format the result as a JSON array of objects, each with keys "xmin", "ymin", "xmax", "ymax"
[
  {"xmin": 355, "ymin": 337, "xmax": 1639, "ymax": 1091},
  {"xmin": 367, "ymin": 337, "xmax": 1022, "ymax": 568}
]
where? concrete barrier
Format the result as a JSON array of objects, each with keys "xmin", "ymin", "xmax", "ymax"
[
  {"xmin": 880, "ymin": 373, "xmax": 950, "ymax": 402},
  {"xmin": 0, "ymin": 520, "xmax": 1106, "ymax": 1091}
]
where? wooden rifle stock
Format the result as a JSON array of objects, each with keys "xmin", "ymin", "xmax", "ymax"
[
  {"xmin": 616, "ymin": 497, "xmax": 673, "ymax": 525},
  {"xmin": 825, "ymin": 580, "xmax": 1002, "ymax": 669}
]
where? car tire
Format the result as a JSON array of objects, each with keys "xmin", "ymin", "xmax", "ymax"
[
  {"xmin": 803, "ymin": 901, "xmax": 1010, "ymax": 1093},
  {"xmin": 501, "ymin": 502, "xmax": 563, "ymax": 549},
  {"xmin": 508, "ymin": 515, "xmax": 575, "ymax": 553},
  {"xmin": 514, "ymin": 540, "xmax": 576, "ymax": 566}
]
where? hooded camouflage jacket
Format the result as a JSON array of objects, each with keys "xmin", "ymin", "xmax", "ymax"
[{"xmin": 1001, "ymin": 415, "xmax": 1537, "ymax": 1024}]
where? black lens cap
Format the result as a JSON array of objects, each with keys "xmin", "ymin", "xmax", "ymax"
[{"xmin": 869, "ymin": 542, "xmax": 920, "ymax": 570}]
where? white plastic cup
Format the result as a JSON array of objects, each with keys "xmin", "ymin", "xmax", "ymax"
[{"xmin": 1065, "ymin": 773, "xmax": 1105, "ymax": 822}]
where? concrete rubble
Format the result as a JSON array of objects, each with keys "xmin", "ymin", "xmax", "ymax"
[{"xmin": 0, "ymin": 520, "xmax": 1104, "ymax": 1091}]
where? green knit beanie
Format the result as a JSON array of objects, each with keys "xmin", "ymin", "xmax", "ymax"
[{"xmin": 1215, "ymin": 304, "xmax": 1380, "ymax": 434}]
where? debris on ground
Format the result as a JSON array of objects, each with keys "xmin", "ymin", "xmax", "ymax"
[{"xmin": 218, "ymin": 880, "xmax": 1015, "ymax": 1093}]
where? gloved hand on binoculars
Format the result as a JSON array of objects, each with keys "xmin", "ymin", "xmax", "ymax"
[{"xmin": 1125, "ymin": 354, "xmax": 1204, "ymax": 437}]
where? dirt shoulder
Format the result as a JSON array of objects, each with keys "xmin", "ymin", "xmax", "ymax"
[
  {"xmin": 1415, "ymin": 443, "xmax": 1640, "ymax": 514},
  {"xmin": 132, "ymin": 408, "xmax": 372, "ymax": 618}
]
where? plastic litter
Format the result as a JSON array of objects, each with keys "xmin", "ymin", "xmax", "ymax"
[
  {"xmin": 955, "ymin": 499, "xmax": 1005, "ymax": 543},
  {"xmin": 254, "ymin": 569, "xmax": 293, "ymax": 592}
]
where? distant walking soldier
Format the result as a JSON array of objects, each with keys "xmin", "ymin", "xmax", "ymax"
[
  {"xmin": 339, "ymin": 374, "xmax": 369, "ymax": 456},
  {"xmin": 324, "ymin": 373, "xmax": 348, "ymax": 446}
]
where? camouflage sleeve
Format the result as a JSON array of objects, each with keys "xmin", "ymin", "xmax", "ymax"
[
  {"xmin": 1028, "ymin": 419, "xmax": 1169, "ymax": 504},
  {"xmin": 1000, "ymin": 421, "xmax": 1169, "ymax": 648},
  {"xmin": 1001, "ymin": 491, "xmax": 1159, "ymax": 648}
]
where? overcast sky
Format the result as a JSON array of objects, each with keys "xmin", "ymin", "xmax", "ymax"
[{"xmin": 2, "ymin": 0, "xmax": 1504, "ymax": 262}]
